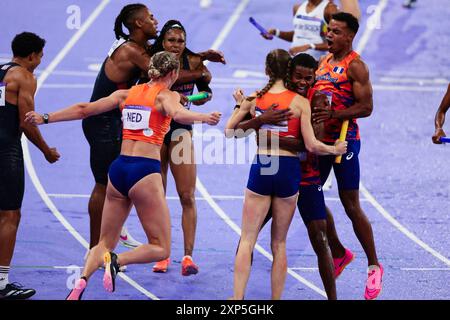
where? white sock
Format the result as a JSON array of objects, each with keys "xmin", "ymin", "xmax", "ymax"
[{"xmin": 0, "ymin": 266, "xmax": 10, "ymax": 290}]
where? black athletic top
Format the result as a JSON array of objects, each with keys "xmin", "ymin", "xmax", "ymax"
[
  {"xmin": 82, "ymin": 39, "xmax": 141, "ymax": 142},
  {"xmin": 0, "ymin": 63, "xmax": 22, "ymax": 148}
]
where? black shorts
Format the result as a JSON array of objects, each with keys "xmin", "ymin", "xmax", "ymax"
[
  {"xmin": 82, "ymin": 116, "xmax": 122, "ymax": 186},
  {"xmin": 163, "ymin": 119, "xmax": 193, "ymax": 146},
  {"xmin": 0, "ymin": 142, "xmax": 24, "ymax": 211}
]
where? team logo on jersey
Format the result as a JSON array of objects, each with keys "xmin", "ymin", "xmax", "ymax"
[
  {"xmin": 332, "ymin": 66, "xmax": 345, "ymax": 74},
  {"xmin": 346, "ymin": 152, "xmax": 354, "ymax": 160},
  {"xmin": 316, "ymin": 72, "xmax": 338, "ymax": 83}
]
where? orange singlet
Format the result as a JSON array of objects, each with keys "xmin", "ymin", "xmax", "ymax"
[
  {"xmin": 255, "ymin": 90, "xmax": 300, "ymax": 139},
  {"xmin": 120, "ymin": 83, "xmax": 171, "ymax": 145},
  {"xmin": 314, "ymin": 51, "xmax": 360, "ymax": 142}
]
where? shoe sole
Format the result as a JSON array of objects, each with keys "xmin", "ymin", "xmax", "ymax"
[
  {"xmin": 103, "ymin": 253, "xmax": 115, "ymax": 293},
  {"xmin": 182, "ymin": 265, "xmax": 199, "ymax": 276},
  {"xmin": 335, "ymin": 253, "xmax": 355, "ymax": 279},
  {"xmin": 153, "ymin": 268, "xmax": 168, "ymax": 273}
]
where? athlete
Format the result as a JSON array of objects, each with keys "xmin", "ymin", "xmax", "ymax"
[
  {"xmin": 0, "ymin": 32, "xmax": 60, "ymax": 300},
  {"xmin": 150, "ymin": 20, "xmax": 212, "ymax": 276},
  {"xmin": 225, "ymin": 49, "xmax": 347, "ymax": 300},
  {"xmin": 25, "ymin": 51, "xmax": 221, "ymax": 300},
  {"xmin": 262, "ymin": 1, "xmax": 338, "ymax": 60},
  {"xmin": 231, "ymin": 53, "xmax": 353, "ymax": 299},
  {"xmin": 312, "ymin": 12, "xmax": 383, "ymax": 300},
  {"xmin": 432, "ymin": 83, "xmax": 450, "ymax": 144},
  {"xmin": 82, "ymin": 3, "xmax": 226, "ymax": 252}
]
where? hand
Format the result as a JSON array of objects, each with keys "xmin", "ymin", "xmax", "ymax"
[
  {"xmin": 200, "ymin": 49, "xmax": 226, "ymax": 64},
  {"xmin": 192, "ymin": 91, "xmax": 212, "ymax": 106},
  {"xmin": 262, "ymin": 29, "xmax": 276, "ymax": 40},
  {"xmin": 233, "ymin": 88, "xmax": 245, "ymax": 105},
  {"xmin": 205, "ymin": 112, "xmax": 221, "ymax": 126},
  {"xmin": 289, "ymin": 44, "xmax": 311, "ymax": 56},
  {"xmin": 45, "ymin": 147, "xmax": 60, "ymax": 163},
  {"xmin": 333, "ymin": 140, "xmax": 348, "ymax": 155},
  {"xmin": 259, "ymin": 104, "xmax": 293, "ymax": 125},
  {"xmin": 24, "ymin": 111, "xmax": 44, "ymax": 125},
  {"xmin": 179, "ymin": 94, "xmax": 189, "ymax": 106},
  {"xmin": 312, "ymin": 106, "xmax": 333, "ymax": 124},
  {"xmin": 432, "ymin": 128, "xmax": 446, "ymax": 144}
]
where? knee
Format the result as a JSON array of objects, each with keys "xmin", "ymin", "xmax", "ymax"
[
  {"xmin": 271, "ymin": 240, "xmax": 286, "ymax": 256},
  {"xmin": 179, "ymin": 191, "xmax": 196, "ymax": 209},
  {"xmin": 310, "ymin": 229, "xmax": 329, "ymax": 252}
]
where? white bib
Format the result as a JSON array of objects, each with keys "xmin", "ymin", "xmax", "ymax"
[
  {"xmin": 0, "ymin": 82, "xmax": 6, "ymax": 107},
  {"xmin": 255, "ymin": 109, "xmax": 288, "ymax": 132},
  {"xmin": 122, "ymin": 105, "xmax": 151, "ymax": 130}
]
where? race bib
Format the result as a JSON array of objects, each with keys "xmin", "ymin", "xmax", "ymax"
[
  {"xmin": 108, "ymin": 38, "xmax": 126, "ymax": 57},
  {"xmin": 0, "ymin": 82, "xmax": 5, "ymax": 107},
  {"xmin": 255, "ymin": 108, "xmax": 288, "ymax": 132},
  {"xmin": 122, "ymin": 105, "xmax": 151, "ymax": 130}
]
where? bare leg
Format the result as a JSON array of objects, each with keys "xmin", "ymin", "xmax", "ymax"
[
  {"xmin": 118, "ymin": 173, "xmax": 171, "ymax": 265},
  {"xmin": 233, "ymin": 189, "xmax": 271, "ymax": 300},
  {"xmin": 325, "ymin": 206, "xmax": 346, "ymax": 258},
  {"xmin": 306, "ymin": 219, "xmax": 336, "ymax": 300},
  {"xmin": 270, "ymin": 195, "xmax": 297, "ymax": 300},
  {"xmin": 0, "ymin": 210, "xmax": 21, "ymax": 267},
  {"xmin": 339, "ymin": 189, "xmax": 379, "ymax": 266},
  {"xmin": 81, "ymin": 182, "xmax": 131, "ymax": 280},
  {"xmin": 169, "ymin": 131, "xmax": 197, "ymax": 257},
  {"xmin": 87, "ymin": 183, "xmax": 106, "ymax": 249}
]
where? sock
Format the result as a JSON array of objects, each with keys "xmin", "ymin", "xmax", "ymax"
[{"xmin": 0, "ymin": 266, "xmax": 10, "ymax": 290}]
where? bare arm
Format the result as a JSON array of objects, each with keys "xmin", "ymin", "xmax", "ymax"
[
  {"xmin": 17, "ymin": 72, "xmax": 59, "ymax": 162},
  {"xmin": 339, "ymin": 0, "xmax": 361, "ymax": 20},
  {"xmin": 25, "ymin": 90, "xmax": 129, "ymax": 125},
  {"xmin": 159, "ymin": 90, "xmax": 220, "ymax": 125},
  {"xmin": 299, "ymin": 97, "xmax": 347, "ymax": 155},
  {"xmin": 225, "ymin": 98, "xmax": 255, "ymax": 138},
  {"xmin": 313, "ymin": 59, "xmax": 373, "ymax": 123},
  {"xmin": 432, "ymin": 83, "xmax": 450, "ymax": 144}
]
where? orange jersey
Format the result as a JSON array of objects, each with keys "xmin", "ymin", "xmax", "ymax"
[
  {"xmin": 314, "ymin": 51, "xmax": 360, "ymax": 142},
  {"xmin": 255, "ymin": 90, "xmax": 300, "ymax": 139},
  {"xmin": 120, "ymin": 83, "xmax": 171, "ymax": 145}
]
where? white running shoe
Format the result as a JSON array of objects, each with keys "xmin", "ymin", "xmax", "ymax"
[{"xmin": 119, "ymin": 226, "xmax": 142, "ymax": 248}]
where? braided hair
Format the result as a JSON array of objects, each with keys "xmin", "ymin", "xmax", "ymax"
[
  {"xmin": 257, "ymin": 49, "xmax": 291, "ymax": 98},
  {"xmin": 149, "ymin": 20, "xmax": 196, "ymax": 57},
  {"xmin": 114, "ymin": 3, "xmax": 147, "ymax": 40}
]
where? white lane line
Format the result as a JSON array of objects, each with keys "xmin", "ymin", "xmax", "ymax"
[
  {"xmin": 21, "ymin": 0, "xmax": 159, "ymax": 300},
  {"xmin": 379, "ymin": 77, "xmax": 448, "ymax": 85},
  {"xmin": 355, "ymin": 0, "xmax": 388, "ymax": 54},
  {"xmin": 355, "ymin": 0, "xmax": 450, "ymax": 270},
  {"xmin": 360, "ymin": 183, "xmax": 450, "ymax": 267},
  {"xmin": 400, "ymin": 268, "xmax": 450, "ymax": 271},
  {"xmin": 372, "ymin": 85, "xmax": 447, "ymax": 92},
  {"xmin": 47, "ymin": 193, "xmax": 368, "ymax": 203},
  {"xmin": 196, "ymin": 0, "xmax": 327, "ymax": 298}
]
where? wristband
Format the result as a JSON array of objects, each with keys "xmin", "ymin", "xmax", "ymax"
[
  {"xmin": 275, "ymin": 29, "xmax": 281, "ymax": 37},
  {"xmin": 309, "ymin": 43, "xmax": 316, "ymax": 50},
  {"xmin": 43, "ymin": 113, "xmax": 49, "ymax": 124},
  {"xmin": 234, "ymin": 104, "xmax": 241, "ymax": 110}
]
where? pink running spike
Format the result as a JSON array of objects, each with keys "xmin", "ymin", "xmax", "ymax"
[
  {"xmin": 333, "ymin": 248, "xmax": 355, "ymax": 278},
  {"xmin": 66, "ymin": 278, "xmax": 87, "ymax": 300},
  {"xmin": 364, "ymin": 263, "xmax": 384, "ymax": 300}
]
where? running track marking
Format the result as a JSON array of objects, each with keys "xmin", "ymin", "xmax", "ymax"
[
  {"xmin": 195, "ymin": 0, "xmax": 327, "ymax": 298},
  {"xmin": 47, "ymin": 193, "xmax": 369, "ymax": 202},
  {"xmin": 194, "ymin": 0, "xmax": 394, "ymax": 299},
  {"xmin": 21, "ymin": 0, "xmax": 159, "ymax": 300},
  {"xmin": 356, "ymin": 0, "xmax": 450, "ymax": 268}
]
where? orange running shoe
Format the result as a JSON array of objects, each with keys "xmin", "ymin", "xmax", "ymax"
[
  {"xmin": 181, "ymin": 255, "xmax": 199, "ymax": 276},
  {"xmin": 152, "ymin": 258, "xmax": 170, "ymax": 273}
]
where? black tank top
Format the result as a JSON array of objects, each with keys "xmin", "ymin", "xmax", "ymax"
[
  {"xmin": 82, "ymin": 40, "xmax": 141, "ymax": 141},
  {"xmin": 0, "ymin": 62, "xmax": 22, "ymax": 147}
]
